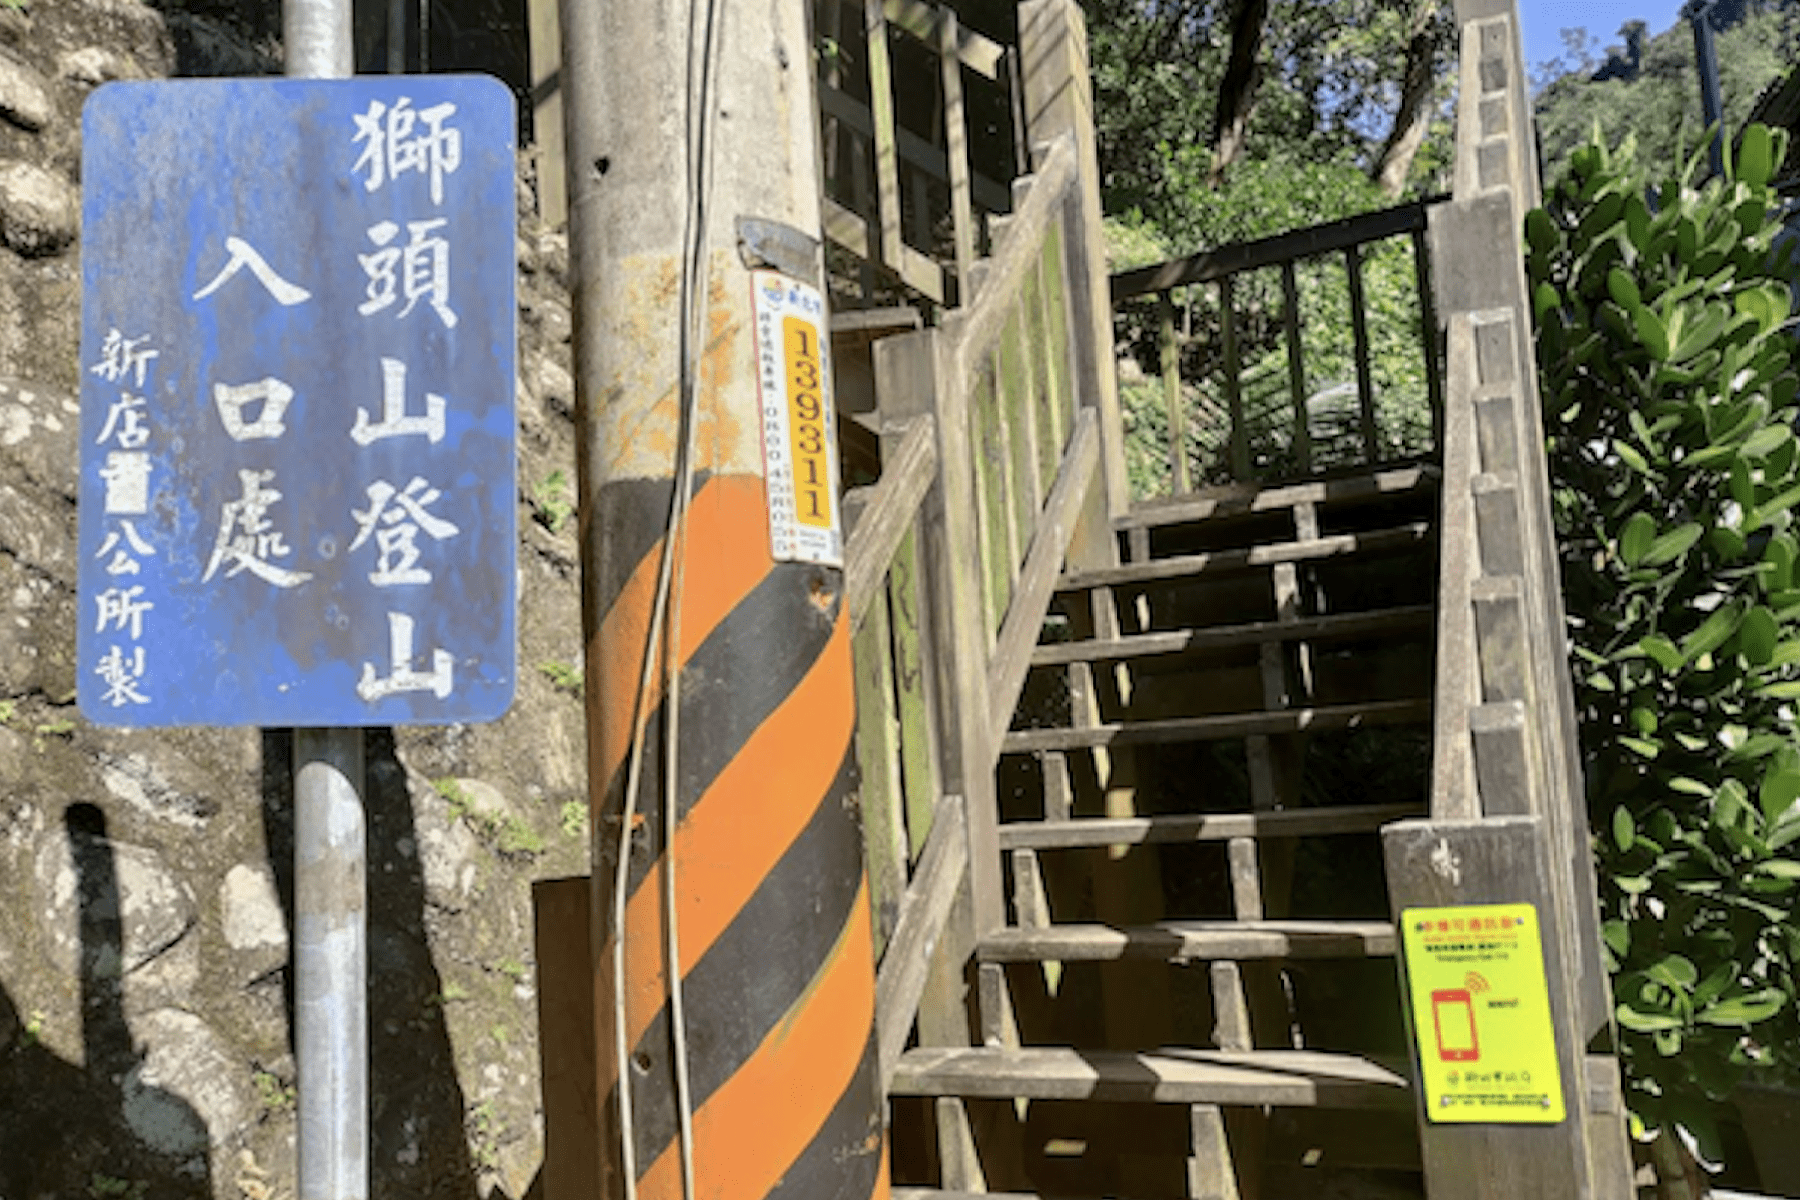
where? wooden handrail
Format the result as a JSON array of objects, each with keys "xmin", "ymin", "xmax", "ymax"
[
  {"xmin": 1110, "ymin": 196, "xmax": 1444, "ymax": 302},
  {"xmin": 874, "ymin": 792, "xmax": 968, "ymax": 1083},
  {"xmin": 844, "ymin": 415, "xmax": 939, "ymax": 631}
]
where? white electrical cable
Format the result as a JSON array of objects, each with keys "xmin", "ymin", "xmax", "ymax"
[{"xmin": 664, "ymin": 1, "xmax": 725, "ymax": 1197}]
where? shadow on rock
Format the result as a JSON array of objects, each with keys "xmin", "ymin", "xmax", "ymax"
[
  {"xmin": 0, "ymin": 804, "xmax": 215, "ymax": 1199},
  {"xmin": 262, "ymin": 728, "xmax": 480, "ymax": 1199}
]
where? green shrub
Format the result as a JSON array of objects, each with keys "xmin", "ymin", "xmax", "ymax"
[{"xmin": 1528, "ymin": 123, "xmax": 1800, "ymax": 1158}]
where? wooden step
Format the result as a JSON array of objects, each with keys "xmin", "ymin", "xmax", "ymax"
[
  {"xmin": 1116, "ymin": 464, "xmax": 1440, "ymax": 534},
  {"xmin": 979, "ymin": 919, "xmax": 1396, "ymax": 963},
  {"xmin": 890, "ymin": 1046, "xmax": 1411, "ymax": 1110},
  {"xmin": 1003, "ymin": 697, "xmax": 1431, "ymax": 754},
  {"xmin": 1032, "ymin": 604, "xmax": 1433, "ymax": 669},
  {"xmin": 998, "ymin": 802, "xmax": 1422, "ymax": 850},
  {"xmin": 1062, "ymin": 522, "xmax": 1433, "ymax": 591}
]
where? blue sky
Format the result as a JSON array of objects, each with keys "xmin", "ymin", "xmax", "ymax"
[{"xmin": 1516, "ymin": 1, "xmax": 1688, "ymax": 75}]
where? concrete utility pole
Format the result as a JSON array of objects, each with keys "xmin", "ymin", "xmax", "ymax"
[
  {"xmin": 559, "ymin": 2, "xmax": 889, "ymax": 1198},
  {"xmin": 283, "ymin": 4, "xmax": 367, "ymax": 1200}
]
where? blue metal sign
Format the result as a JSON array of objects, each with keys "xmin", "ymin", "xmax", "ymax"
[{"xmin": 78, "ymin": 77, "xmax": 517, "ymax": 726}]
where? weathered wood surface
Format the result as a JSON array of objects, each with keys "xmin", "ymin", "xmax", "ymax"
[
  {"xmin": 949, "ymin": 140, "xmax": 1076, "ymax": 358},
  {"xmin": 985, "ymin": 410, "xmax": 1098, "ymax": 743},
  {"xmin": 853, "ymin": 581, "xmax": 910, "ymax": 951},
  {"xmin": 997, "ymin": 802, "xmax": 1423, "ymax": 850},
  {"xmin": 1116, "ymin": 463, "xmax": 1439, "ymax": 531},
  {"xmin": 1111, "ymin": 199, "xmax": 1438, "ymax": 301},
  {"xmin": 891, "ymin": 1046, "xmax": 1412, "ymax": 1108},
  {"xmin": 1031, "ymin": 604, "xmax": 1434, "ymax": 669},
  {"xmin": 976, "ymin": 919, "xmax": 1397, "ymax": 962},
  {"xmin": 1001, "ymin": 697, "xmax": 1432, "ymax": 754},
  {"xmin": 876, "ymin": 792, "xmax": 971, "ymax": 1082},
  {"xmin": 1020, "ymin": 0, "xmax": 1130, "ymax": 519},
  {"xmin": 531, "ymin": 877, "xmax": 598, "ymax": 1200},
  {"xmin": 845, "ymin": 415, "xmax": 939, "ymax": 631},
  {"xmin": 874, "ymin": 328, "xmax": 1005, "ymax": 938},
  {"xmin": 1061, "ymin": 523, "xmax": 1433, "ymax": 591}
]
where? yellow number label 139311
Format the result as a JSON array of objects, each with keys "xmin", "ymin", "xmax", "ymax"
[{"xmin": 752, "ymin": 271, "xmax": 843, "ymax": 566}]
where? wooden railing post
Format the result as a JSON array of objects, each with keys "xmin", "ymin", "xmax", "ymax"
[
  {"xmin": 1018, "ymin": 0, "xmax": 1129, "ymax": 528},
  {"xmin": 1409, "ymin": 2, "xmax": 1632, "ymax": 1196},
  {"xmin": 874, "ymin": 328, "xmax": 1006, "ymax": 937}
]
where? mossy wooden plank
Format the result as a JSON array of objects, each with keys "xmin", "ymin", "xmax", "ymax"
[
  {"xmin": 888, "ymin": 523, "xmax": 942, "ymax": 860},
  {"xmin": 999, "ymin": 307, "xmax": 1042, "ymax": 559},
  {"xmin": 970, "ymin": 360, "xmax": 1015, "ymax": 641},
  {"xmin": 852, "ymin": 584, "xmax": 909, "ymax": 955},
  {"xmin": 1041, "ymin": 222, "xmax": 1073, "ymax": 449},
  {"xmin": 1023, "ymin": 249, "xmax": 1061, "ymax": 490}
]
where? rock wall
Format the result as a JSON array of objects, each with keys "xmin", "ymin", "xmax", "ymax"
[{"xmin": 0, "ymin": 3, "xmax": 587, "ymax": 1198}]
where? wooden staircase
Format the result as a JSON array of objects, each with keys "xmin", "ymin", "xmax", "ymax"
[{"xmin": 883, "ymin": 465, "xmax": 1440, "ymax": 1199}]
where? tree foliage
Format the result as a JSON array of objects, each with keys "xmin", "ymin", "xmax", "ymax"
[
  {"xmin": 1528, "ymin": 124, "xmax": 1800, "ymax": 1158},
  {"xmin": 1084, "ymin": 0, "xmax": 1455, "ymax": 253},
  {"xmin": 1533, "ymin": 4, "xmax": 1800, "ymax": 189}
]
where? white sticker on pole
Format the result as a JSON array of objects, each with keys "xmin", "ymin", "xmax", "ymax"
[{"xmin": 752, "ymin": 270, "xmax": 843, "ymax": 567}]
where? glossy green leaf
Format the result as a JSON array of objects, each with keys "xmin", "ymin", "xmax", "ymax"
[
  {"xmin": 1642, "ymin": 523, "xmax": 1703, "ymax": 567},
  {"xmin": 1739, "ymin": 606, "xmax": 1779, "ymax": 666},
  {"xmin": 1763, "ymin": 756, "xmax": 1800, "ymax": 821},
  {"xmin": 1648, "ymin": 955, "xmax": 1699, "ymax": 990},
  {"xmin": 1634, "ymin": 305, "xmax": 1670, "ymax": 360},
  {"xmin": 1613, "ymin": 806, "xmax": 1635, "ymax": 852},
  {"xmin": 1739, "ymin": 124, "xmax": 1775, "ymax": 189},
  {"xmin": 1742, "ymin": 425, "xmax": 1792, "ymax": 462},
  {"xmin": 1681, "ymin": 603, "xmax": 1743, "ymax": 661},
  {"xmin": 1616, "ymin": 1003, "xmax": 1684, "ymax": 1032},
  {"xmin": 1619, "ymin": 511, "xmax": 1656, "ymax": 566},
  {"xmin": 1640, "ymin": 634, "xmax": 1684, "ymax": 672},
  {"xmin": 1696, "ymin": 989, "xmax": 1785, "ymax": 1027}
]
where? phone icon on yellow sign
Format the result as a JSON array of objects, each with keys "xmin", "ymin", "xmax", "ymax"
[{"xmin": 1432, "ymin": 988, "xmax": 1479, "ymax": 1062}]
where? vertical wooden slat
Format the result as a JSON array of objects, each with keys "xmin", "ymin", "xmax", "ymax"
[
  {"xmin": 1159, "ymin": 290, "xmax": 1190, "ymax": 495},
  {"xmin": 1414, "ymin": 225, "xmax": 1446, "ymax": 454},
  {"xmin": 864, "ymin": 0, "xmax": 906, "ymax": 270},
  {"xmin": 1000, "ymin": 310, "xmax": 1044, "ymax": 549},
  {"xmin": 1280, "ymin": 261, "xmax": 1311, "ymax": 475},
  {"xmin": 1004, "ymin": 46, "xmax": 1030, "ymax": 181},
  {"xmin": 1039, "ymin": 222, "xmax": 1074, "ymax": 454},
  {"xmin": 874, "ymin": 326, "xmax": 1006, "ymax": 937},
  {"xmin": 1011, "ymin": 847, "xmax": 1050, "ymax": 928},
  {"xmin": 1345, "ymin": 243, "xmax": 1379, "ymax": 463},
  {"xmin": 1040, "ymin": 748, "xmax": 1073, "ymax": 821},
  {"xmin": 971, "ymin": 360, "xmax": 1018, "ymax": 640},
  {"xmin": 890, "ymin": 523, "xmax": 943, "ymax": 859},
  {"xmin": 852, "ymin": 582, "xmax": 910, "ymax": 954},
  {"xmin": 908, "ymin": 164, "xmax": 933, "ymax": 256},
  {"xmin": 1025, "ymin": 250, "xmax": 1063, "ymax": 489},
  {"xmin": 1209, "ymin": 961, "xmax": 1254, "ymax": 1052},
  {"xmin": 1221, "ymin": 276, "xmax": 1248, "ymax": 480},
  {"xmin": 849, "ymin": 135, "xmax": 877, "ymax": 302},
  {"xmin": 526, "ymin": 0, "xmax": 566, "ymax": 226},
  {"xmin": 939, "ymin": 8, "xmax": 978, "ymax": 294}
]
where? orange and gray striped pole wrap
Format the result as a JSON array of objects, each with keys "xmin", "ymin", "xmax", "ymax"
[{"xmin": 558, "ymin": 3, "xmax": 888, "ymax": 1200}]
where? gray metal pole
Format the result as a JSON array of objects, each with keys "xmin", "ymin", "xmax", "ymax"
[
  {"xmin": 286, "ymin": 0, "xmax": 354, "ymax": 80},
  {"xmin": 283, "ymin": 5, "xmax": 366, "ymax": 1200},
  {"xmin": 293, "ymin": 729, "xmax": 368, "ymax": 1200}
]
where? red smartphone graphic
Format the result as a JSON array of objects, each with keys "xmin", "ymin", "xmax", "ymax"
[{"xmin": 1432, "ymin": 989, "xmax": 1480, "ymax": 1062}]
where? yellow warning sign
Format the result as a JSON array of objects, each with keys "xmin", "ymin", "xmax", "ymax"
[{"xmin": 1400, "ymin": 903, "xmax": 1565, "ymax": 1124}]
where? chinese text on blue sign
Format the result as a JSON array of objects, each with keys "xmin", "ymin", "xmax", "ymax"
[{"xmin": 79, "ymin": 78, "xmax": 517, "ymax": 726}]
